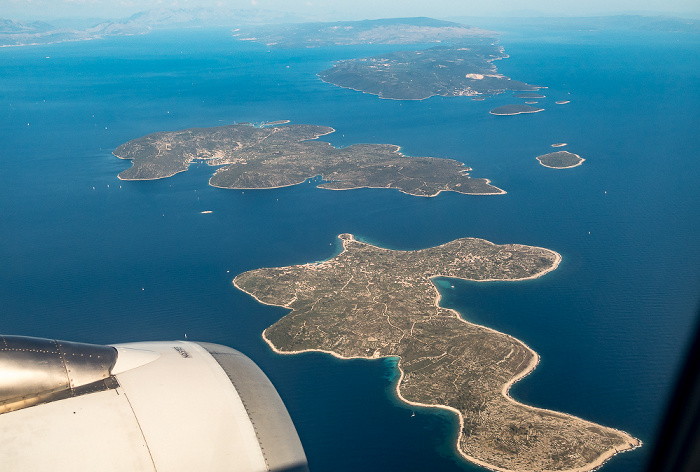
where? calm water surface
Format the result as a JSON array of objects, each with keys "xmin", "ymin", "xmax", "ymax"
[{"xmin": 1, "ymin": 27, "xmax": 698, "ymax": 471}]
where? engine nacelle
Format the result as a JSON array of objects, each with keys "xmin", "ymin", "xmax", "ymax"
[{"xmin": 0, "ymin": 335, "xmax": 308, "ymax": 472}]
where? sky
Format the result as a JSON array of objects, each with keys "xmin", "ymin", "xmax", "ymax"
[{"xmin": 3, "ymin": 0, "xmax": 700, "ymax": 21}]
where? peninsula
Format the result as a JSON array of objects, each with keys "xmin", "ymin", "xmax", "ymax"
[
  {"xmin": 490, "ymin": 104, "xmax": 544, "ymax": 115},
  {"xmin": 114, "ymin": 123, "xmax": 504, "ymax": 196},
  {"xmin": 234, "ymin": 234, "xmax": 639, "ymax": 472},
  {"xmin": 536, "ymin": 151, "xmax": 585, "ymax": 169}
]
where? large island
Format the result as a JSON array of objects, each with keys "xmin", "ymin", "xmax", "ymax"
[
  {"xmin": 114, "ymin": 123, "xmax": 504, "ymax": 196},
  {"xmin": 235, "ymin": 234, "xmax": 640, "ymax": 472},
  {"xmin": 236, "ymin": 18, "xmax": 541, "ymax": 101},
  {"xmin": 318, "ymin": 45, "xmax": 540, "ymax": 101}
]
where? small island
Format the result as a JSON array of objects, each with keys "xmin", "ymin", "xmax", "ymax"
[
  {"xmin": 536, "ymin": 150, "xmax": 585, "ymax": 169},
  {"xmin": 514, "ymin": 92, "xmax": 546, "ymax": 99},
  {"xmin": 234, "ymin": 17, "xmax": 495, "ymax": 48},
  {"xmin": 114, "ymin": 123, "xmax": 504, "ymax": 196},
  {"xmin": 556, "ymin": 100, "xmax": 571, "ymax": 105},
  {"xmin": 234, "ymin": 234, "xmax": 640, "ymax": 472},
  {"xmin": 490, "ymin": 104, "xmax": 544, "ymax": 115}
]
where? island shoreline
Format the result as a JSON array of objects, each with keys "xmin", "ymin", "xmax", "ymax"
[
  {"xmin": 536, "ymin": 151, "xmax": 585, "ymax": 169},
  {"xmin": 234, "ymin": 234, "xmax": 640, "ymax": 472},
  {"xmin": 115, "ymin": 124, "xmax": 506, "ymax": 196}
]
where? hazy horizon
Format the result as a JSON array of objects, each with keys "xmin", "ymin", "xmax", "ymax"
[{"xmin": 3, "ymin": 0, "xmax": 700, "ymax": 23}]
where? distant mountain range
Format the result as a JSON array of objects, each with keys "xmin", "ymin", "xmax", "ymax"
[
  {"xmin": 0, "ymin": 17, "xmax": 149, "ymax": 47},
  {"xmin": 232, "ymin": 17, "xmax": 496, "ymax": 48},
  {"xmin": 450, "ymin": 15, "xmax": 700, "ymax": 33},
  {"xmin": 0, "ymin": 8, "xmax": 309, "ymax": 47},
  {"xmin": 1, "ymin": 11, "xmax": 697, "ymax": 47}
]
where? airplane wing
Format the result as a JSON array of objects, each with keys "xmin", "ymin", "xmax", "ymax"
[{"xmin": 0, "ymin": 335, "xmax": 308, "ymax": 472}]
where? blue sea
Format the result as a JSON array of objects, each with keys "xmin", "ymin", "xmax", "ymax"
[{"xmin": 1, "ymin": 25, "xmax": 699, "ymax": 471}]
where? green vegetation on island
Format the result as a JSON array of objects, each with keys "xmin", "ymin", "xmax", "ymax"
[
  {"xmin": 234, "ymin": 234, "xmax": 640, "ymax": 472},
  {"xmin": 490, "ymin": 104, "xmax": 544, "ymax": 115},
  {"xmin": 114, "ymin": 123, "xmax": 504, "ymax": 196},
  {"xmin": 318, "ymin": 45, "xmax": 540, "ymax": 101},
  {"xmin": 536, "ymin": 150, "xmax": 585, "ymax": 169}
]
